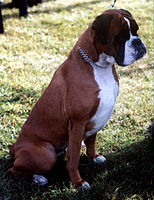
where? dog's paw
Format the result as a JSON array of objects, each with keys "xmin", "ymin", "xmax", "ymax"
[
  {"xmin": 81, "ymin": 181, "xmax": 90, "ymax": 189},
  {"xmin": 93, "ymin": 154, "xmax": 106, "ymax": 164},
  {"xmin": 75, "ymin": 179, "xmax": 90, "ymax": 189},
  {"xmin": 32, "ymin": 174, "xmax": 48, "ymax": 186}
]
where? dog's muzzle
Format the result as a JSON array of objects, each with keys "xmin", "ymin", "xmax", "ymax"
[{"xmin": 132, "ymin": 38, "xmax": 147, "ymax": 60}]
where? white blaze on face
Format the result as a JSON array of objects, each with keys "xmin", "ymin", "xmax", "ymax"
[{"xmin": 123, "ymin": 17, "xmax": 139, "ymax": 66}]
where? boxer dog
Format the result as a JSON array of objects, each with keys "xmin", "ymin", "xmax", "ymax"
[{"xmin": 9, "ymin": 9, "xmax": 146, "ymax": 188}]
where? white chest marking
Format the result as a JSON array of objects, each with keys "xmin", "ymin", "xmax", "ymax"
[{"xmin": 86, "ymin": 53, "xmax": 119, "ymax": 137}]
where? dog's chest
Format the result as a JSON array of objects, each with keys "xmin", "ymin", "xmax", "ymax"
[{"xmin": 86, "ymin": 64, "xmax": 119, "ymax": 137}]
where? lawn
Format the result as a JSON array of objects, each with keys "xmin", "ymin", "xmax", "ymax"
[{"xmin": 0, "ymin": 0, "xmax": 154, "ymax": 199}]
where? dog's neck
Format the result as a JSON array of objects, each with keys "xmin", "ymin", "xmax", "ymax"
[
  {"xmin": 78, "ymin": 46, "xmax": 115, "ymax": 68},
  {"xmin": 75, "ymin": 26, "xmax": 100, "ymax": 62},
  {"xmin": 76, "ymin": 26, "xmax": 115, "ymax": 68},
  {"xmin": 95, "ymin": 53, "xmax": 115, "ymax": 67}
]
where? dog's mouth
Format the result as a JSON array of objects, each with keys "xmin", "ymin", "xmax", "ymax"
[{"xmin": 135, "ymin": 45, "xmax": 147, "ymax": 60}]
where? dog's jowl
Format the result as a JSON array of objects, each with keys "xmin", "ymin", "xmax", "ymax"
[{"xmin": 9, "ymin": 9, "xmax": 147, "ymax": 188}]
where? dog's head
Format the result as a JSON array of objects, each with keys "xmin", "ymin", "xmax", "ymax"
[{"xmin": 92, "ymin": 9, "xmax": 147, "ymax": 66}]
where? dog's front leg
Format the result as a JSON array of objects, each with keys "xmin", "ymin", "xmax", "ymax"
[
  {"xmin": 84, "ymin": 133, "xmax": 106, "ymax": 164},
  {"xmin": 84, "ymin": 133, "xmax": 97, "ymax": 158},
  {"xmin": 66, "ymin": 121, "xmax": 90, "ymax": 189}
]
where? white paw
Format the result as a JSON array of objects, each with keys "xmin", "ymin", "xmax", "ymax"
[
  {"xmin": 81, "ymin": 181, "xmax": 90, "ymax": 189},
  {"xmin": 33, "ymin": 174, "xmax": 48, "ymax": 186},
  {"xmin": 93, "ymin": 155, "xmax": 106, "ymax": 164}
]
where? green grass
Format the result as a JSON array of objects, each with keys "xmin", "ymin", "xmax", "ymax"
[{"xmin": 0, "ymin": 0, "xmax": 154, "ymax": 199}]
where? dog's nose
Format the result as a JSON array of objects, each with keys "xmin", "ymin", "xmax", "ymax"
[{"xmin": 132, "ymin": 38, "xmax": 142, "ymax": 46}]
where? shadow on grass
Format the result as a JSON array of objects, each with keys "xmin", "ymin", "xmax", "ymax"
[
  {"xmin": 0, "ymin": 85, "xmax": 39, "ymax": 104},
  {"xmin": 0, "ymin": 132, "xmax": 153, "ymax": 200},
  {"xmin": 2, "ymin": 0, "xmax": 104, "ymax": 21},
  {"xmin": 29, "ymin": 0, "xmax": 104, "ymax": 15}
]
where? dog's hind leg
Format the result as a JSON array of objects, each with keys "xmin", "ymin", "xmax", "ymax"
[{"xmin": 8, "ymin": 141, "xmax": 57, "ymax": 185}]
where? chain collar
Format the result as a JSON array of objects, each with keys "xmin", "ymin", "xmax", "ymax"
[{"xmin": 78, "ymin": 46, "xmax": 105, "ymax": 68}]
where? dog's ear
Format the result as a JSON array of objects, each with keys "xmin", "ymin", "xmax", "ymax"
[
  {"xmin": 92, "ymin": 12, "xmax": 122, "ymax": 45},
  {"xmin": 92, "ymin": 14, "xmax": 115, "ymax": 45}
]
